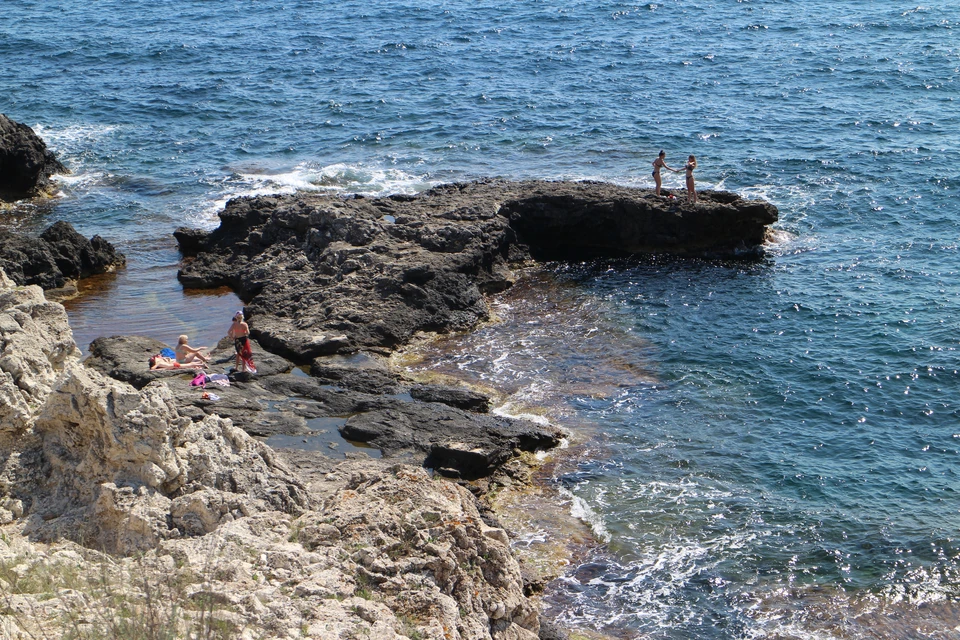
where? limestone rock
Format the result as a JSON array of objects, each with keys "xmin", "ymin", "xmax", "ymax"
[
  {"xmin": 0, "ymin": 271, "xmax": 79, "ymax": 434},
  {"xmin": 0, "ymin": 269, "xmax": 309, "ymax": 554}
]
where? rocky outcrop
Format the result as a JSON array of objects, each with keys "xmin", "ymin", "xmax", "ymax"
[
  {"xmin": 0, "ymin": 114, "xmax": 66, "ymax": 201},
  {"xmin": 176, "ymin": 180, "xmax": 777, "ymax": 361},
  {"xmin": 0, "ymin": 459, "xmax": 545, "ymax": 640},
  {"xmin": 0, "ymin": 221, "xmax": 125, "ymax": 290},
  {"xmin": 0, "ymin": 271, "xmax": 309, "ymax": 554}
]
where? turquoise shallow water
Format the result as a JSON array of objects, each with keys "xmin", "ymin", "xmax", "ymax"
[{"xmin": 4, "ymin": 1, "xmax": 960, "ymax": 637}]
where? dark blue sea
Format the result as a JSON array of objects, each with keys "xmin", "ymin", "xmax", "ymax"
[{"xmin": 4, "ymin": 1, "xmax": 960, "ymax": 637}]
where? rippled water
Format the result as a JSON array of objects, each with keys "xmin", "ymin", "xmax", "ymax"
[{"xmin": 4, "ymin": 1, "xmax": 960, "ymax": 637}]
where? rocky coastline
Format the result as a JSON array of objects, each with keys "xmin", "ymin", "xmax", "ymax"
[{"xmin": 0, "ymin": 168, "xmax": 778, "ymax": 638}]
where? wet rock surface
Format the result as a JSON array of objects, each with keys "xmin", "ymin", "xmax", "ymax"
[
  {"xmin": 0, "ymin": 221, "xmax": 125, "ymax": 291},
  {"xmin": 177, "ymin": 180, "xmax": 777, "ymax": 360},
  {"xmin": 0, "ymin": 114, "xmax": 67, "ymax": 201}
]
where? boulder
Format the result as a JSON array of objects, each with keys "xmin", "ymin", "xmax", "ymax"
[
  {"xmin": 0, "ymin": 114, "xmax": 67, "ymax": 201},
  {"xmin": 0, "ymin": 221, "xmax": 125, "ymax": 290},
  {"xmin": 340, "ymin": 401, "xmax": 563, "ymax": 480}
]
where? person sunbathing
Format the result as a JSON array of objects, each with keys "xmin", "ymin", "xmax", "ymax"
[
  {"xmin": 175, "ymin": 334, "xmax": 210, "ymax": 364},
  {"xmin": 149, "ymin": 354, "xmax": 205, "ymax": 370}
]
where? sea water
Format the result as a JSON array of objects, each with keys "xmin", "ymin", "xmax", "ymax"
[{"xmin": 3, "ymin": 1, "xmax": 959, "ymax": 637}]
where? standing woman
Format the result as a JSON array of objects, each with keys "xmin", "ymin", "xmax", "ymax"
[
  {"xmin": 652, "ymin": 150, "xmax": 679, "ymax": 197},
  {"xmin": 684, "ymin": 155, "xmax": 698, "ymax": 204},
  {"xmin": 228, "ymin": 311, "xmax": 251, "ymax": 372}
]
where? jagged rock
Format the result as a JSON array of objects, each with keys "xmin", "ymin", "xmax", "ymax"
[
  {"xmin": 176, "ymin": 180, "xmax": 777, "ymax": 361},
  {"xmin": 0, "ymin": 221, "xmax": 125, "ymax": 290},
  {"xmin": 341, "ymin": 402, "xmax": 563, "ymax": 479},
  {"xmin": 0, "ymin": 114, "xmax": 66, "ymax": 201},
  {"xmin": 0, "ymin": 270, "xmax": 563, "ymax": 639},
  {"xmin": 411, "ymin": 384, "xmax": 492, "ymax": 412}
]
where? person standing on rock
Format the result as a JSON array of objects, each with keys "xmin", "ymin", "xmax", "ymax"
[
  {"xmin": 652, "ymin": 150, "xmax": 680, "ymax": 197},
  {"xmin": 228, "ymin": 311, "xmax": 251, "ymax": 372},
  {"xmin": 684, "ymin": 155, "xmax": 698, "ymax": 204}
]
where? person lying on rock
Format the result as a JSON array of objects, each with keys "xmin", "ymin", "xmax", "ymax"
[
  {"xmin": 149, "ymin": 354, "xmax": 205, "ymax": 370},
  {"xmin": 175, "ymin": 334, "xmax": 210, "ymax": 364}
]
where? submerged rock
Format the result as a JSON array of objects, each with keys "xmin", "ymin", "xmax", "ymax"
[
  {"xmin": 0, "ymin": 114, "xmax": 67, "ymax": 201},
  {"xmin": 176, "ymin": 180, "xmax": 777, "ymax": 361},
  {"xmin": 0, "ymin": 221, "xmax": 125, "ymax": 290}
]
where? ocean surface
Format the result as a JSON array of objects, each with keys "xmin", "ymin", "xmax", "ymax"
[{"xmin": 3, "ymin": 1, "xmax": 959, "ymax": 637}]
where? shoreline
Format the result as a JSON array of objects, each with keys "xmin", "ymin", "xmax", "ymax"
[{"xmin": 0, "ymin": 179, "xmax": 778, "ymax": 639}]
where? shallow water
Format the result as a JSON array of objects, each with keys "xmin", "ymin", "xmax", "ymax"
[{"xmin": 5, "ymin": 1, "xmax": 960, "ymax": 637}]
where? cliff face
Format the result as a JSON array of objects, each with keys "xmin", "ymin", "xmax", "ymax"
[
  {"xmin": 0, "ymin": 271, "xmax": 546, "ymax": 639},
  {"xmin": 176, "ymin": 180, "xmax": 777, "ymax": 362}
]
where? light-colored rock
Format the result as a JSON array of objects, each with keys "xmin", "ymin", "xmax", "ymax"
[{"xmin": 0, "ymin": 269, "xmax": 550, "ymax": 639}]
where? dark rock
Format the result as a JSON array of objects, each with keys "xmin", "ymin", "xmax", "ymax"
[
  {"xmin": 310, "ymin": 353, "xmax": 403, "ymax": 395},
  {"xmin": 340, "ymin": 402, "xmax": 562, "ymax": 480},
  {"xmin": 86, "ymin": 333, "xmax": 560, "ymax": 478},
  {"xmin": 176, "ymin": 180, "xmax": 777, "ymax": 361},
  {"xmin": 0, "ymin": 222, "xmax": 125, "ymax": 290},
  {"xmin": 502, "ymin": 181, "xmax": 778, "ymax": 260},
  {"xmin": 259, "ymin": 374, "xmax": 380, "ymax": 417},
  {"xmin": 40, "ymin": 221, "xmax": 126, "ymax": 280},
  {"xmin": 173, "ymin": 227, "xmax": 210, "ymax": 257},
  {"xmin": 0, "ymin": 114, "xmax": 67, "ymax": 201},
  {"xmin": 410, "ymin": 384, "xmax": 491, "ymax": 413},
  {"xmin": 0, "ymin": 231, "xmax": 62, "ymax": 289}
]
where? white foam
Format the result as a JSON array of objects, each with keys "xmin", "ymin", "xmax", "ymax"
[
  {"xmin": 492, "ymin": 402, "xmax": 554, "ymax": 427},
  {"xmin": 33, "ymin": 122, "xmax": 120, "ymax": 152},
  {"xmin": 191, "ymin": 162, "xmax": 440, "ymax": 226},
  {"xmin": 559, "ymin": 486, "xmax": 611, "ymax": 543}
]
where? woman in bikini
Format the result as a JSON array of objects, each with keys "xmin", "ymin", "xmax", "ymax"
[
  {"xmin": 175, "ymin": 334, "xmax": 210, "ymax": 365},
  {"xmin": 684, "ymin": 155, "xmax": 698, "ymax": 204},
  {"xmin": 652, "ymin": 150, "xmax": 680, "ymax": 197},
  {"xmin": 149, "ymin": 355, "xmax": 204, "ymax": 370},
  {"xmin": 227, "ymin": 311, "xmax": 251, "ymax": 372}
]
